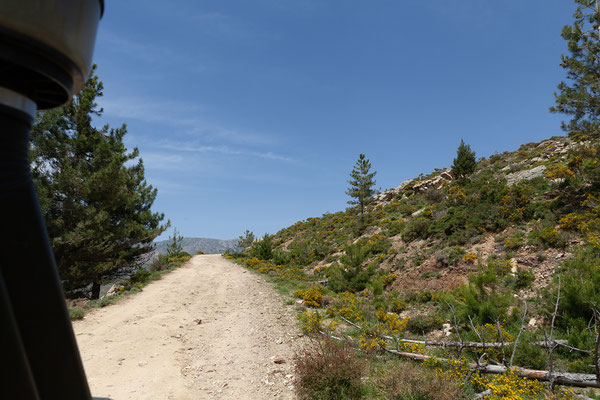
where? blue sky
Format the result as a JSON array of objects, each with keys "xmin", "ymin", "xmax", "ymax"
[{"xmin": 93, "ymin": 0, "xmax": 574, "ymax": 240}]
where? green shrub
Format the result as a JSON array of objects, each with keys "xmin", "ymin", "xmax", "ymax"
[
  {"xmin": 406, "ymin": 290, "xmax": 434, "ymax": 304},
  {"xmin": 251, "ymin": 233, "xmax": 273, "ymax": 260},
  {"xmin": 129, "ymin": 268, "xmax": 151, "ymax": 284},
  {"xmin": 69, "ymin": 308, "xmax": 85, "ymax": 320},
  {"xmin": 385, "ymin": 219, "xmax": 404, "ymax": 236},
  {"xmin": 457, "ymin": 279, "xmax": 512, "ymax": 325},
  {"xmin": 371, "ymin": 277, "xmax": 384, "ymax": 296},
  {"xmin": 436, "ymin": 245, "xmax": 465, "ymax": 267},
  {"xmin": 402, "ymin": 217, "xmax": 431, "ymax": 242},
  {"xmin": 294, "ymin": 338, "xmax": 365, "ymax": 400},
  {"xmin": 528, "ymin": 226, "xmax": 567, "ymax": 248},
  {"xmin": 504, "ymin": 232, "xmax": 525, "ymax": 250},
  {"xmin": 555, "ymin": 247, "xmax": 600, "ymax": 326},
  {"xmin": 327, "ymin": 242, "xmax": 376, "ymax": 293},
  {"xmin": 511, "ymin": 332, "xmax": 548, "ymax": 370},
  {"xmin": 514, "ymin": 268, "xmax": 534, "ymax": 290},
  {"xmin": 272, "ymin": 249, "xmax": 292, "ymax": 265},
  {"xmin": 406, "ymin": 314, "xmax": 444, "ymax": 334},
  {"xmin": 148, "ymin": 256, "xmax": 169, "ymax": 272},
  {"xmin": 289, "ymin": 241, "xmax": 312, "ymax": 266}
]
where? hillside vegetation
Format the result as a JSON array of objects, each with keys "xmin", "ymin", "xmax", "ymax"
[{"xmin": 226, "ymin": 134, "xmax": 600, "ymax": 399}]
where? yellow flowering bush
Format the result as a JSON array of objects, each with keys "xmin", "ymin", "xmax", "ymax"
[
  {"xmin": 377, "ymin": 309, "xmax": 409, "ymax": 336},
  {"xmin": 299, "ymin": 310, "xmax": 323, "ymax": 335},
  {"xmin": 559, "ymin": 212, "xmax": 580, "ymax": 230},
  {"xmin": 327, "ymin": 292, "xmax": 364, "ymax": 323},
  {"xmin": 424, "ymin": 357, "xmax": 552, "ymax": 400},
  {"xmin": 395, "ymin": 341, "xmax": 426, "ymax": 354},
  {"xmin": 463, "ymin": 252, "xmax": 477, "ymax": 264},
  {"xmin": 391, "ymin": 298, "xmax": 406, "ymax": 313},
  {"xmin": 448, "ymin": 185, "xmax": 467, "ymax": 203},
  {"xmin": 167, "ymin": 255, "xmax": 191, "ymax": 263},
  {"xmin": 545, "ymin": 163, "xmax": 576, "ymax": 181},
  {"xmin": 302, "ymin": 286, "xmax": 325, "ymax": 307},
  {"xmin": 381, "ymin": 273, "xmax": 397, "ymax": 286},
  {"xmin": 471, "ymin": 369, "xmax": 546, "ymax": 400},
  {"xmin": 504, "ymin": 234, "xmax": 524, "ymax": 250},
  {"xmin": 245, "ymin": 257, "xmax": 260, "ymax": 268}
]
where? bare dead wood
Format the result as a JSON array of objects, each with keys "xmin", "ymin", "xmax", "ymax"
[
  {"xmin": 472, "ymin": 389, "xmax": 492, "ymax": 399},
  {"xmin": 572, "ymin": 393, "xmax": 595, "ymax": 400},
  {"xmin": 510, "ymin": 302, "xmax": 528, "ymax": 368},
  {"xmin": 548, "ymin": 275, "xmax": 561, "ymax": 375},
  {"xmin": 594, "ymin": 307, "xmax": 600, "ymax": 382},
  {"xmin": 385, "ymin": 349, "xmax": 600, "ymax": 389},
  {"xmin": 339, "ymin": 315, "xmax": 361, "ymax": 330},
  {"xmin": 338, "ymin": 313, "xmax": 581, "ymax": 353},
  {"xmin": 395, "ymin": 337, "xmax": 568, "ymax": 349},
  {"xmin": 448, "ymin": 303, "xmax": 463, "ymax": 356},
  {"xmin": 469, "ymin": 316, "xmax": 484, "ymax": 345},
  {"xmin": 495, "ymin": 319, "xmax": 507, "ymax": 366},
  {"xmin": 464, "ymin": 353, "xmax": 488, "ymax": 385}
]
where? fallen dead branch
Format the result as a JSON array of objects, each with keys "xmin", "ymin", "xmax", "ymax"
[
  {"xmin": 337, "ymin": 315, "xmax": 586, "ymax": 353},
  {"xmin": 396, "ymin": 338, "xmax": 569, "ymax": 349},
  {"xmin": 385, "ymin": 349, "xmax": 600, "ymax": 389},
  {"xmin": 472, "ymin": 389, "xmax": 492, "ymax": 399}
]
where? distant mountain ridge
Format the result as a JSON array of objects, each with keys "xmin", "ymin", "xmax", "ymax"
[{"xmin": 154, "ymin": 237, "xmax": 239, "ymax": 255}]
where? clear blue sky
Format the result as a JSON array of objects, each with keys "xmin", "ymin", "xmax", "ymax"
[{"xmin": 93, "ymin": 0, "xmax": 574, "ymax": 240}]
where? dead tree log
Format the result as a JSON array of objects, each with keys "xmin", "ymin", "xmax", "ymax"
[
  {"xmin": 396, "ymin": 338, "xmax": 568, "ymax": 349},
  {"xmin": 385, "ymin": 349, "xmax": 600, "ymax": 389}
]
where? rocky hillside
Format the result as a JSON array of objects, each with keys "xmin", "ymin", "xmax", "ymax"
[
  {"xmin": 225, "ymin": 133, "xmax": 600, "ymax": 398},
  {"xmin": 270, "ymin": 136, "xmax": 585, "ymax": 296},
  {"xmin": 232, "ymin": 132, "xmax": 599, "ymax": 365}
]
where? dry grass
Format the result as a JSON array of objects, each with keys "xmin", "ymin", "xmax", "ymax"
[
  {"xmin": 294, "ymin": 337, "xmax": 366, "ymax": 400},
  {"xmin": 372, "ymin": 360, "xmax": 464, "ymax": 400}
]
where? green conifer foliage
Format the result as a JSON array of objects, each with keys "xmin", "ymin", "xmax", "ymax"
[
  {"xmin": 551, "ymin": 0, "xmax": 600, "ymax": 141},
  {"xmin": 30, "ymin": 65, "xmax": 168, "ymax": 299},
  {"xmin": 550, "ymin": 0, "xmax": 600, "ymax": 188},
  {"xmin": 346, "ymin": 154, "xmax": 377, "ymax": 226},
  {"xmin": 451, "ymin": 139, "xmax": 477, "ymax": 181},
  {"xmin": 236, "ymin": 229, "xmax": 255, "ymax": 250},
  {"xmin": 166, "ymin": 228, "xmax": 185, "ymax": 258}
]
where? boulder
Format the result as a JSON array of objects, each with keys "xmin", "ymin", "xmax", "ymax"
[{"xmin": 505, "ymin": 165, "xmax": 546, "ymax": 186}]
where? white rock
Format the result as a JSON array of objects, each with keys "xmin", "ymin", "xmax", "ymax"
[
  {"xmin": 510, "ymin": 258, "xmax": 518, "ymax": 274},
  {"xmin": 442, "ymin": 323, "xmax": 452, "ymax": 337},
  {"xmin": 506, "ymin": 165, "xmax": 546, "ymax": 186}
]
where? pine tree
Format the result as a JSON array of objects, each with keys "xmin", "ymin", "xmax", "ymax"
[
  {"xmin": 166, "ymin": 228, "xmax": 184, "ymax": 258},
  {"xmin": 451, "ymin": 139, "xmax": 477, "ymax": 181},
  {"xmin": 346, "ymin": 154, "xmax": 377, "ymax": 226},
  {"xmin": 550, "ymin": 0, "xmax": 600, "ymax": 187},
  {"xmin": 30, "ymin": 65, "xmax": 168, "ymax": 299},
  {"xmin": 551, "ymin": 0, "xmax": 600, "ymax": 141},
  {"xmin": 236, "ymin": 229, "xmax": 255, "ymax": 251}
]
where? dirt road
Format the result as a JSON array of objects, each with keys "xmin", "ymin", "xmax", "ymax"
[{"xmin": 73, "ymin": 254, "xmax": 302, "ymax": 399}]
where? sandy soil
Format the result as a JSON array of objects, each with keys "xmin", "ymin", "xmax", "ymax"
[{"xmin": 73, "ymin": 254, "xmax": 302, "ymax": 399}]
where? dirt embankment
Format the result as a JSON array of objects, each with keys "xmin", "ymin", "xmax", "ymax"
[{"xmin": 73, "ymin": 254, "xmax": 302, "ymax": 399}]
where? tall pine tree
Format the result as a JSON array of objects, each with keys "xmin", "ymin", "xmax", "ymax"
[
  {"xmin": 551, "ymin": 0, "xmax": 600, "ymax": 141},
  {"xmin": 30, "ymin": 65, "xmax": 168, "ymax": 299},
  {"xmin": 550, "ymin": 0, "xmax": 600, "ymax": 187},
  {"xmin": 346, "ymin": 154, "xmax": 377, "ymax": 226},
  {"xmin": 451, "ymin": 139, "xmax": 477, "ymax": 181}
]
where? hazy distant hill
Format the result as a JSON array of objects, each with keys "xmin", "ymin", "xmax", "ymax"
[{"xmin": 153, "ymin": 237, "xmax": 239, "ymax": 255}]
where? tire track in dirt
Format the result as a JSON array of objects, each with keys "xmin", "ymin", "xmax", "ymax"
[{"xmin": 73, "ymin": 254, "xmax": 302, "ymax": 399}]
